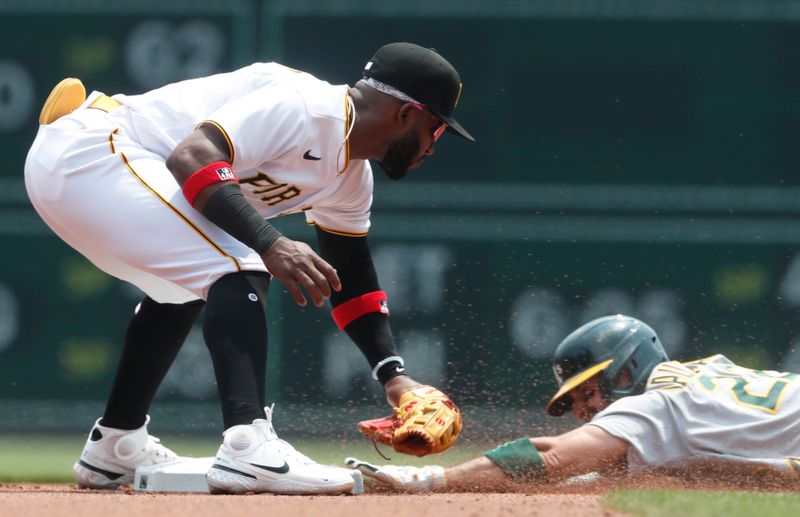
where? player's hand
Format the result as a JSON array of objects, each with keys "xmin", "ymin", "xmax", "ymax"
[
  {"xmin": 384, "ymin": 375, "xmax": 421, "ymax": 406},
  {"xmin": 344, "ymin": 457, "xmax": 445, "ymax": 492},
  {"xmin": 260, "ymin": 236, "xmax": 341, "ymax": 307}
]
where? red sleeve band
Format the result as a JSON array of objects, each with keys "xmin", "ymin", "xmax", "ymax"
[
  {"xmin": 182, "ymin": 161, "xmax": 238, "ymax": 206},
  {"xmin": 331, "ymin": 291, "xmax": 389, "ymax": 330}
]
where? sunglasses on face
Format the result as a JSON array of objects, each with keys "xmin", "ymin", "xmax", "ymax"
[{"xmin": 410, "ymin": 102, "xmax": 448, "ymax": 142}]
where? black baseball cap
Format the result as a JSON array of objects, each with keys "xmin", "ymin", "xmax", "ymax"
[{"xmin": 363, "ymin": 42, "xmax": 475, "ymax": 142}]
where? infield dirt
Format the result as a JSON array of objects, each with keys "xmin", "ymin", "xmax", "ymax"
[
  {"xmin": 1, "ymin": 483, "xmax": 623, "ymax": 517},
  {"xmin": 6, "ymin": 468, "xmax": 797, "ymax": 517}
]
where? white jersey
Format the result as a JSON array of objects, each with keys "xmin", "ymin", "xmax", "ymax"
[
  {"xmin": 25, "ymin": 63, "xmax": 371, "ymax": 303},
  {"xmin": 114, "ymin": 62, "xmax": 372, "ymax": 236},
  {"xmin": 590, "ymin": 355, "xmax": 800, "ymax": 477}
]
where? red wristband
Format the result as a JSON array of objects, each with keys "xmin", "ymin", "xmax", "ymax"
[
  {"xmin": 331, "ymin": 291, "xmax": 389, "ymax": 330},
  {"xmin": 182, "ymin": 161, "xmax": 238, "ymax": 206}
]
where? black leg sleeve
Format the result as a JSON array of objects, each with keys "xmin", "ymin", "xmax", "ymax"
[
  {"xmin": 101, "ymin": 297, "xmax": 204, "ymax": 430},
  {"xmin": 203, "ymin": 271, "xmax": 271, "ymax": 429}
]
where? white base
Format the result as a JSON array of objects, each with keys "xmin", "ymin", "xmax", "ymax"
[
  {"xmin": 134, "ymin": 457, "xmax": 364, "ymax": 494},
  {"xmin": 135, "ymin": 457, "xmax": 214, "ymax": 493}
]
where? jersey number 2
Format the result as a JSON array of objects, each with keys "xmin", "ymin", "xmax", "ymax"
[{"xmin": 697, "ymin": 366, "xmax": 799, "ymax": 414}]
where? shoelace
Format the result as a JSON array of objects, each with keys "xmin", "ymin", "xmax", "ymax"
[
  {"xmin": 260, "ymin": 405, "xmax": 315, "ymax": 466},
  {"xmin": 146, "ymin": 435, "xmax": 177, "ymax": 460},
  {"xmin": 273, "ymin": 438, "xmax": 315, "ymax": 465},
  {"xmin": 259, "ymin": 416, "xmax": 313, "ymax": 465}
]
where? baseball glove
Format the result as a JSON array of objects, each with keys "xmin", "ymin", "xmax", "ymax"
[{"xmin": 357, "ymin": 385, "xmax": 462, "ymax": 457}]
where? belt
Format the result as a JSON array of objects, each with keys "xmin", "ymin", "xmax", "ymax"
[{"xmin": 87, "ymin": 95, "xmax": 122, "ymax": 113}]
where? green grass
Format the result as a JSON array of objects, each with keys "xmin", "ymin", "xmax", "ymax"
[
  {"xmin": 605, "ymin": 489, "xmax": 800, "ymax": 517},
  {"xmin": 0, "ymin": 434, "xmax": 491, "ymax": 483}
]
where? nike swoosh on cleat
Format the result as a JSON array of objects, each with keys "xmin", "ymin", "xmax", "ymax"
[
  {"xmin": 250, "ymin": 461, "xmax": 290, "ymax": 474},
  {"xmin": 77, "ymin": 459, "xmax": 125, "ymax": 480},
  {"xmin": 211, "ymin": 463, "xmax": 256, "ymax": 479}
]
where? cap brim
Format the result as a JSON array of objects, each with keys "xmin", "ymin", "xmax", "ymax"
[
  {"xmin": 546, "ymin": 359, "xmax": 613, "ymax": 416},
  {"xmin": 438, "ymin": 114, "xmax": 475, "ymax": 142}
]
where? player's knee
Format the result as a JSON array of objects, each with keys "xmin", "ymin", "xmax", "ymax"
[
  {"xmin": 204, "ymin": 272, "xmax": 270, "ymax": 346},
  {"xmin": 207, "ymin": 271, "xmax": 270, "ymax": 308}
]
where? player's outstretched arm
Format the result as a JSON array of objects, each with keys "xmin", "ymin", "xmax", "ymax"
[
  {"xmin": 166, "ymin": 125, "xmax": 340, "ymax": 307},
  {"xmin": 314, "ymin": 228, "xmax": 397, "ymax": 379},
  {"xmin": 347, "ymin": 425, "xmax": 628, "ymax": 492},
  {"xmin": 314, "ymin": 227, "xmax": 423, "ymax": 405},
  {"xmin": 443, "ymin": 425, "xmax": 628, "ymax": 491},
  {"xmin": 316, "ymin": 228, "xmax": 461, "ymax": 455},
  {"xmin": 530, "ymin": 425, "xmax": 628, "ymax": 481}
]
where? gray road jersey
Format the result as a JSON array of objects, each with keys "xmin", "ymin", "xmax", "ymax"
[{"xmin": 589, "ymin": 354, "xmax": 800, "ymax": 476}]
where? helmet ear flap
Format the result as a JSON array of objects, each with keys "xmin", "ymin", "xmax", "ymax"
[
  {"xmin": 599, "ymin": 364, "xmax": 632, "ymax": 402},
  {"xmin": 613, "ymin": 366, "xmax": 633, "ymax": 390}
]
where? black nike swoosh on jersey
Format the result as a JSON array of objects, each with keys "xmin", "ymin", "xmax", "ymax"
[
  {"xmin": 250, "ymin": 461, "xmax": 290, "ymax": 474},
  {"xmin": 303, "ymin": 150, "xmax": 321, "ymax": 161}
]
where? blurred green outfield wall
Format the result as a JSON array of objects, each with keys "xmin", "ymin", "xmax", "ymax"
[{"xmin": 4, "ymin": 0, "xmax": 800, "ymax": 432}]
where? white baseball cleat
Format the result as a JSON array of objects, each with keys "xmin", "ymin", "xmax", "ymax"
[
  {"xmin": 73, "ymin": 416, "xmax": 180, "ymax": 489},
  {"xmin": 344, "ymin": 457, "xmax": 446, "ymax": 492},
  {"xmin": 206, "ymin": 405, "xmax": 355, "ymax": 495}
]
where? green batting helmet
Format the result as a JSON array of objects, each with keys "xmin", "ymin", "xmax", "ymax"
[{"xmin": 546, "ymin": 314, "xmax": 669, "ymax": 416}]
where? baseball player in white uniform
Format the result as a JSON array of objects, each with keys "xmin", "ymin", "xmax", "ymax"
[
  {"xmin": 25, "ymin": 42, "xmax": 473, "ymax": 494},
  {"xmin": 347, "ymin": 315, "xmax": 800, "ymax": 491}
]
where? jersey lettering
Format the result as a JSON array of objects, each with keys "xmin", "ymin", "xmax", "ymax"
[
  {"xmin": 649, "ymin": 356, "xmax": 800, "ymax": 414},
  {"xmin": 648, "ymin": 361, "xmax": 696, "ymax": 390},
  {"xmin": 696, "ymin": 363, "xmax": 799, "ymax": 414},
  {"xmin": 239, "ymin": 172, "xmax": 301, "ymax": 205}
]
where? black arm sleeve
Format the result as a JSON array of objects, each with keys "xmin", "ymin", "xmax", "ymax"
[
  {"xmin": 202, "ymin": 184, "xmax": 283, "ymax": 255},
  {"xmin": 315, "ymin": 227, "xmax": 402, "ymax": 378}
]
